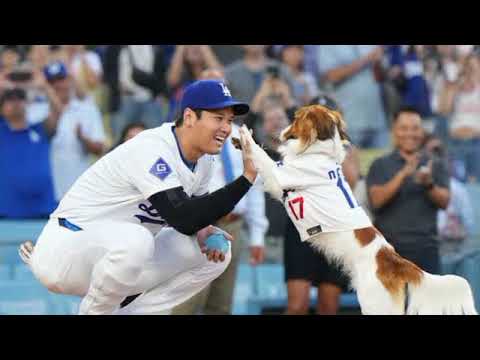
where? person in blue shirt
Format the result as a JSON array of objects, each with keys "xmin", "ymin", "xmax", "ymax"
[
  {"xmin": 0, "ymin": 74, "xmax": 63, "ymax": 219},
  {"xmin": 385, "ymin": 45, "xmax": 432, "ymax": 118}
]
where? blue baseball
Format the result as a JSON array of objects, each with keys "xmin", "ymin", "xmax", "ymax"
[{"xmin": 204, "ymin": 233, "xmax": 230, "ymax": 254}]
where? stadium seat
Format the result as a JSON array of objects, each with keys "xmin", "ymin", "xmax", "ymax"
[
  {"xmin": 232, "ymin": 264, "xmax": 255, "ymax": 315},
  {"xmin": 14, "ymin": 264, "xmax": 36, "ymax": 281},
  {"xmin": 0, "ymin": 264, "xmax": 11, "ymax": 281},
  {"xmin": 0, "ymin": 220, "xmax": 46, "ymax": 243},
  {"xmin": 0, "ymin": 245, "xmax": 22, "ymax": 266},
  {"xmin": 0, "ymin": 281, "xmax": 52, "ymax": 315}
]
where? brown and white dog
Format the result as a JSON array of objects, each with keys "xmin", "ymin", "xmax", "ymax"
[{"xmin": 238, "ymin": 105, "xmax": 477, "ymax": 315}]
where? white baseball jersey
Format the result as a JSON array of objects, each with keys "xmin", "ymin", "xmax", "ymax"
[
  {"xmin": 51, "ymin": 123, "xmax": 215, "ymax": 235},
  {"xmin": 275, "ymin": 139, "xmax": 372, "ymax": 241}
]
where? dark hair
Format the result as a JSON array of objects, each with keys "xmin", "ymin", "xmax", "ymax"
[
  {"xmin": 112, "ymin": 122, "xmax": 146, "ymax": 150},
  {"xmin": 392, "ymin": 105, "xmax": 422, "ymax": 124},
  {"xmin": 175, "ymin": 109, "xmax": 204, "ymax": 126},
  {"xmin": 309, "ymin": 94, "xmax": 341, "ymax": 113}
]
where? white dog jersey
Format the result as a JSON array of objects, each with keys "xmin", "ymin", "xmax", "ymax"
[
  {"xmin": 51, "ymin": 123, "xmax": 215, "ymax": 235},
  {"xmin": 274, "ymin": 139, "xmax": 372, "ymax": 241}
]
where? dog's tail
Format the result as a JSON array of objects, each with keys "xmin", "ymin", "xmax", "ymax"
[
  {"xmin": 406, "ymin": 272, "xmax": 477, "ymax": 315},
  {"xmin": 376, "ymin": 246, "xmax": 477, "ymax": 315}
]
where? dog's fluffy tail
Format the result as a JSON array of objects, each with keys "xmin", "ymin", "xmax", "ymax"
[
  {"xmin": 376, "ymin": 246, "xmax": 477, "ymax": 315},
  {"xmin": 406, "ymin": 272, "xmax": 477, "ymax": 315}
]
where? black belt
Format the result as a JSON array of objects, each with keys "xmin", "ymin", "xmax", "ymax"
[{"xmin": 58, "ymin": 218, "xmax": 83, "ymax": 232}]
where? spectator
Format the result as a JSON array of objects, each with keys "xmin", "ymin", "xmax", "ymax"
[
  {"xmin": 62, "ymin": 45, "xmax": 104, "ymax": 104},
  {"xmin": 438, "ymin": 53, "xmax": 480, "ymax": 182},
  {"xmin": 316, "ymin": 45, "xmax": 388, "ymax": 148},
  {"xmin": 0, "ymin": 45, "xmax": 20, "ymax": 74},
  {"xmin": 111, "ymin": 121, "xmax": 146, "ymax": 150},
  {"xmin": 225, "ymin": 45, "xmax": 295, "ymax": 106},
  {"xmin": 210, "ymin": 45, "xmax": 245, "ymax": 67},
  {"xmin": 112, "ymin": 45, "xmax": 168, "ymax": 141},
  {"xmin": 0, "ymin": 74, "xmax": 63, "ymax": 219},
  {"xmin": 422, "ymin": 134, "xmax": 475, "ymax": 259},
  {"xmin": 166, "ymin": 45, "xmax": 223, "ymax": 122},
  {"xmin": 279, "ymin": 45, "xmax": 320, "ymax": 106},
  {"xmin": 172, "ymin": 68, "xmax": 269, "ymax": 315},
  {"xmin": 367, "ymin": 106, "xmax": 450, "ymax": 274},
  {"xmin": 0, "ymin": 46, "xmax": 22, "ymax": 94},
  {"xmin": 385, "ymin": 45, "xmax": 432, "ymax": 118},
  {"xmin": 256, "ymin": 98, "xmax": 290, "ymax": 158},
  {"xmin": 44, "ymin": 61, "xmax": 107, "ymax": 201},
  {"xmin": 101, "ymin": 45, "xmax": 123, "ymax": 114}
]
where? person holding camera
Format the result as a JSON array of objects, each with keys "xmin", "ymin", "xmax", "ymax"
[
  {"xmin": 316, "ymin": 45, "xmax": 388, "ymax": 149},
  {"xmin": 166, "ymin": 45, "xmax": 223, "ymax": 122},
  {"xmin": 421, "ymin": 133, "xmax": 475, "ymax": 260},
  {"xmin": 0, "ymin": 71, "xmax": 64, "ymax": 219},
  {"xmin": 225, "ymin": 45, "xmax": 295, "ymax": 107},
  {"xmin": 278, "ymin": 45, "xmax": 320, "ymax": 106},
  {"xmin": 367, "ymin": 106, "xmax": 450, "ymax": 274}
]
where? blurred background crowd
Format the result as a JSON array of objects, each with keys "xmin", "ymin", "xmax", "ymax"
[{"xmin": 1, "ymin": 45, "xmax": 480, "ymax": 315}]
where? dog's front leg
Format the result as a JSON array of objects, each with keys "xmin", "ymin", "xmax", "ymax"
[{"xmin": 240, "ymin": 126, "xmax": 283, "ymax": 201}]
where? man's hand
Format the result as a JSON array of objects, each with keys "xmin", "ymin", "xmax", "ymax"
[
  {"xmin": 415, "ymin": 160, "xmax": 434, "ymax": 187},
  {"xmin": 31, "ymin": 70, "xmax": 48, "ymax": 90},
  {"xmin": 365, "ymin": 47, "xmax": 384, "ymax": 65},
  {"xmin": 239, "ymin": 125, "xmax": 258, "ymax": 184},
  {"xmin": 400, "ymin": 154, "xmax": 420, "ymax": 178},
  {"xmin": 249, "ymin": 246, "xmax": 265, "ymax": 266},
  {"xmin": 197, "ymin": 225, "xmax": 233, "ymax": 263}
]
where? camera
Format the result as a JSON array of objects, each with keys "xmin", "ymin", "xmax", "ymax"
[
  {"xmin": 8, "ymin": 70, "xmax": 33, "ymax": 82},
  {"xmin": 266, "ymin": 64, "xmax": 280, "ymax": 79},
  {"xmin": 7, "ymin": 63, "xmax": 33, "ymax": 83}
]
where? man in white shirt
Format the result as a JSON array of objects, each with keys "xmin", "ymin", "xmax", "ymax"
[
  {"xmin": 42, "ymin": 62, "xmax": 106, "ymax": 201},
  {"xmin": 20, "ymin": 80, "xmax": 258, "ymax": 315}
]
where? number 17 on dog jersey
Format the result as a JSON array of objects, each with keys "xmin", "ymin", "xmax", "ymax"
[{"xmin": 284, "ymin": 165, "xmax": 372, "ymax": 242}]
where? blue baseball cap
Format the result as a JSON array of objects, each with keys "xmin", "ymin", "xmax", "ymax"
[
  {"xmin": 180, "ymin": 80, "xmax": 249, "ymax": 116},
  {"xmin": 43, "ymin": 61, "xmax": 68, "ymax": 82}
]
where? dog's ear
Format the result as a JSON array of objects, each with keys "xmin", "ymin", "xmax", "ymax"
[{"xmin": 329, "ymin": 109, "xmax": 350, "ymax": 144}]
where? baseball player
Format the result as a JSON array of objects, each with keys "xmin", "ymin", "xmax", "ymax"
[{"xmin": 19, "ymin": 80, "xmax": 257, "ymax": 315}]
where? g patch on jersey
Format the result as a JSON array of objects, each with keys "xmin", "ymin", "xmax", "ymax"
[{"xmin": 150, "ymin": 157, "xmax": 172, "ymax": 181}]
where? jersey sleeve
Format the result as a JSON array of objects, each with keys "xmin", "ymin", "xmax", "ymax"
[{"xmin": 122, "ymin": 139, "xmax": 183, "ymax": 199}]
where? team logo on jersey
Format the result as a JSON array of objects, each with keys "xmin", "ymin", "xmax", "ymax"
[
  {"xmin": 150, "ymin": 157, "xmax": 172, "ymax": 181},
  {"xmin": 219, "ymin": 83, "xmax": 232, "ymax": 97}
]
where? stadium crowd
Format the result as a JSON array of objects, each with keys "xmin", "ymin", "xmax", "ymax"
[{"xmin": 1, "ymin": 45, "xmax": 479, "ymax": 314}]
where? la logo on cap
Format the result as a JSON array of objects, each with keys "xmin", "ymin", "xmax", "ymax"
[{"xmin": 219, "ymin": 83, "xmax": 231, "ymax": 97}]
